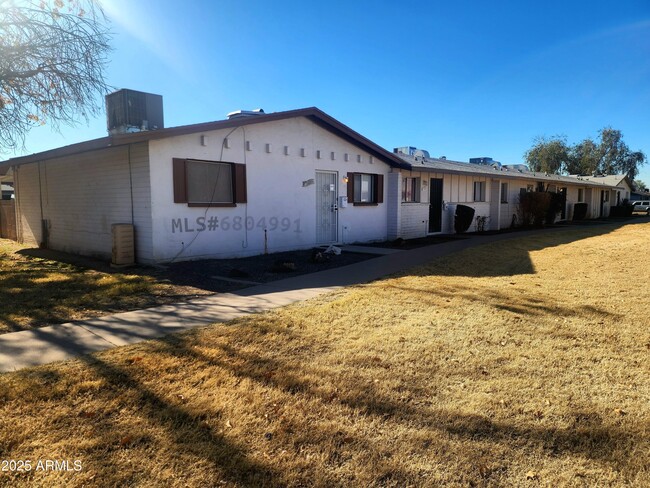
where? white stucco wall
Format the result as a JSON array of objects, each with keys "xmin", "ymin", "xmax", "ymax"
[
  {"xmin": 13, "ymin": 144, "xmax": 153, "ymax": 262},
  {"xmin": 148, "ymin": 116, "xmax": 391, "ymax": 261}
]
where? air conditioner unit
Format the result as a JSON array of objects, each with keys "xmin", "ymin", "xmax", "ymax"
[
  {"xmin": 112, "ymin": 223, "xmax": 135, "ymax": 267},
  {"xmin": 106, "ymin": 89, "xmax": 164, "ymax": 135}
]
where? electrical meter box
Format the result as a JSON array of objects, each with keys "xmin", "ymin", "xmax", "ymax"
[{"xmin": 339, "ymin": 196, "xmax": 348, "ymax": 208}]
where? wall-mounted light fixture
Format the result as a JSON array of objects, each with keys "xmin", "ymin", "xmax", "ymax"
[{"xmin": 342, "ymin": 176, "xmax": 349, "ymax": 184}]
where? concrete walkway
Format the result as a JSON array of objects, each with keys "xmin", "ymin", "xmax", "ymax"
[{"xmin": 0, "ymin": 223, "xmax": 626, "ymax": 373}]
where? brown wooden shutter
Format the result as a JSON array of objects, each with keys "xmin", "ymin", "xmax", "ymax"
[
  {"xmin": 347, "ymin": 172, "xmax": 355, "ymax": 202},
  {"xmin": 233, "ymin": 163, "xmax": 247, "ymax": 203},
  {"xmin": 173, "ymin": 158, "xmax": 187, "ymax": 203},
  {"xmin": 376, "ymin": 174, "xmax": 384, "ymax": 203}
]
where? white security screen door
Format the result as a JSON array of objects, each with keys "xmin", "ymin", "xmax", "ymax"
[{"xmin": 315, "ymin": 171, "xmax": 338, "ymax": 243}]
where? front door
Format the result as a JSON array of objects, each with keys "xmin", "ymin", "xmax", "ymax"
[
  {"xmin": 315, "ymin": 171, "xmax": 338, "ymax": 243},
  {"xmin": 429, "ymin": 178, "xmax": 443, "ymax": 233}
]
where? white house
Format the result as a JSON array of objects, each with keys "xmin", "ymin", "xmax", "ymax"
[
  {"xmin": 0, "ymin": 95, "xmax": 627, "ymax": 264},
  {"xmin": 0, "ymin": 105, "xmax": 410, "ymax": 263},
  {"xmin": 388, "ymin": 150, "xmax": 624, "ymax": 238}
]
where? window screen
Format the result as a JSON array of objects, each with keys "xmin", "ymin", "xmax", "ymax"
[
  {"xmin": 186, "ymin": 161, "xmax": 233, "ymax": 204},
  {"xmin": 354, "ymin": 174, "xmax": 375, "ymax": 203},
  {"xmin": 402, "ymin": 177, "xmax": 420, "ymax": 202},
  {"xmin": 473, "ymin": 181, "xmax": 486, "ymax": 202}
]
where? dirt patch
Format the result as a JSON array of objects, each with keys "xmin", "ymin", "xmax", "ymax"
[
  {"xmin": 160, "ymin": 248, "xmax": 379, "ymax": 292},
  {"xmin": 359, "ymin": 235, "xmax": 469, "ymax": 250}
]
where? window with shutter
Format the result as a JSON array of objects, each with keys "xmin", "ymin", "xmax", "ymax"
[
  {"xmin": 348, "ymin": 173, "xmax": 384, "ymax": 205},
  {"xmin": 172, "ymin": 158, "xmax": 246, "ymax": 207}
]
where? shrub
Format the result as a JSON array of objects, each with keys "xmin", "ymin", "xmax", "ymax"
[
  {"xmin": 454, "ymin": 205, "xmax": 475, "ymax": 233},
  {"xmin": 475, "ymin": 215, "xmax": 489, "ymax": 232},
  {"xmin": 609, "ymin": 205, "xmax": 633, "ymax": 218},
  {"xmin": 518, "ymin": 192, "xmax": 551, "ymax": 227}
]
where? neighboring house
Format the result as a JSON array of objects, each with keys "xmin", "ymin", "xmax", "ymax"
[
  {"xmin": 390, "ymin": 151, "xmax": 622, "ymax": 238},
  {"xmin": 0, "ymin": 105, "xmax": 409, "ymax": 263},
  {"xmin": 630, "ymin": 189, "xmax": 650, "ymax": 202}
]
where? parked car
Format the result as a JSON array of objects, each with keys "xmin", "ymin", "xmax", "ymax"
[{"xmin": 631, "ymin": 201, "xmax": 650, "ymax": 215}]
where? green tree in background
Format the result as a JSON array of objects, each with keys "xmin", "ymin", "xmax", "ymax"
[
  {"xmin": 524, "ymin": 135, "xmax": 570, "ymax": 174},
  {"xmin": 525, "ymin": 127, "xmax": 647, "ymax": 179},
  {"xmin": 565, "ymin": 137, "xmax": 599, "ymax": 175}
]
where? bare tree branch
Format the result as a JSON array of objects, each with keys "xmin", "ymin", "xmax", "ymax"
[{"xmin": 0, "ymin": 0, "xmax": 112, "ymax": 153}]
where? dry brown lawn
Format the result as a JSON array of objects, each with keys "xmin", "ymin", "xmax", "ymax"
[
  {"xmin": 0, "ymin": 239, "xmax": 208, "ymax": 334},
  {"xmin": 0, "ymin": 222, "xmax": 649, "ymax": 487}
]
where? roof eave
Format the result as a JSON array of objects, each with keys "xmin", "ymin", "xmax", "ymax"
[
  {"xmin": 399, "ymin": 162, "xmax": 622, "ymax": 189},
  {"xmin": 0, "ymin": 107, "xmax": 410, "ymax": 170}
]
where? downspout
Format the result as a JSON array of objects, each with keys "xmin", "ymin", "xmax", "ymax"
[
  {"xmin": 13, "ymin": 166, "xmax": 22, "ymax": 242},
  {"xmin": 37, "ymin": 162, "xmax": 47, "ymax": 247},
  {"xmin": 128, "ymin": 144, "xmax": 135, "ymax": 225},
  {"xmin": 127, "ymin": 144, "xmax": 136, "ymax": 263}
]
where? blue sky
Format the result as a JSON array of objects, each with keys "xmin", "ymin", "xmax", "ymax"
[{"xmin": 11, "ymin": 0, "xmax": 650, "ymax": 184}]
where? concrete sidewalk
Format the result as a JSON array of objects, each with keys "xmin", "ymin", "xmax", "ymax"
[{"xmin": 0, "ymin": 225, "xmax": 610, "ymax": 373}]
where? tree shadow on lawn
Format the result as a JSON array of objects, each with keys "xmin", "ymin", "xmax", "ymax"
[
  {"xmin": 16, "ymin": 246, "xmax": 379, "ymax": 294},
  {"xmin": 0, "ymin": 262, "xmax": 160, "ymax": 333},
  {"xmin": 68, "ymin": 353, "xmax": 279, "ymax": 486},
  {"xmin": 3, "ymin": 319, "xmax": 645, "ymax": 486},
  {"xmin": 149, "ymin": 332, "xmax": 643, "ymax": 476},
  {"xmin": 385, "ymin": 283, "xmax": 623, "ymax": 322}
]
